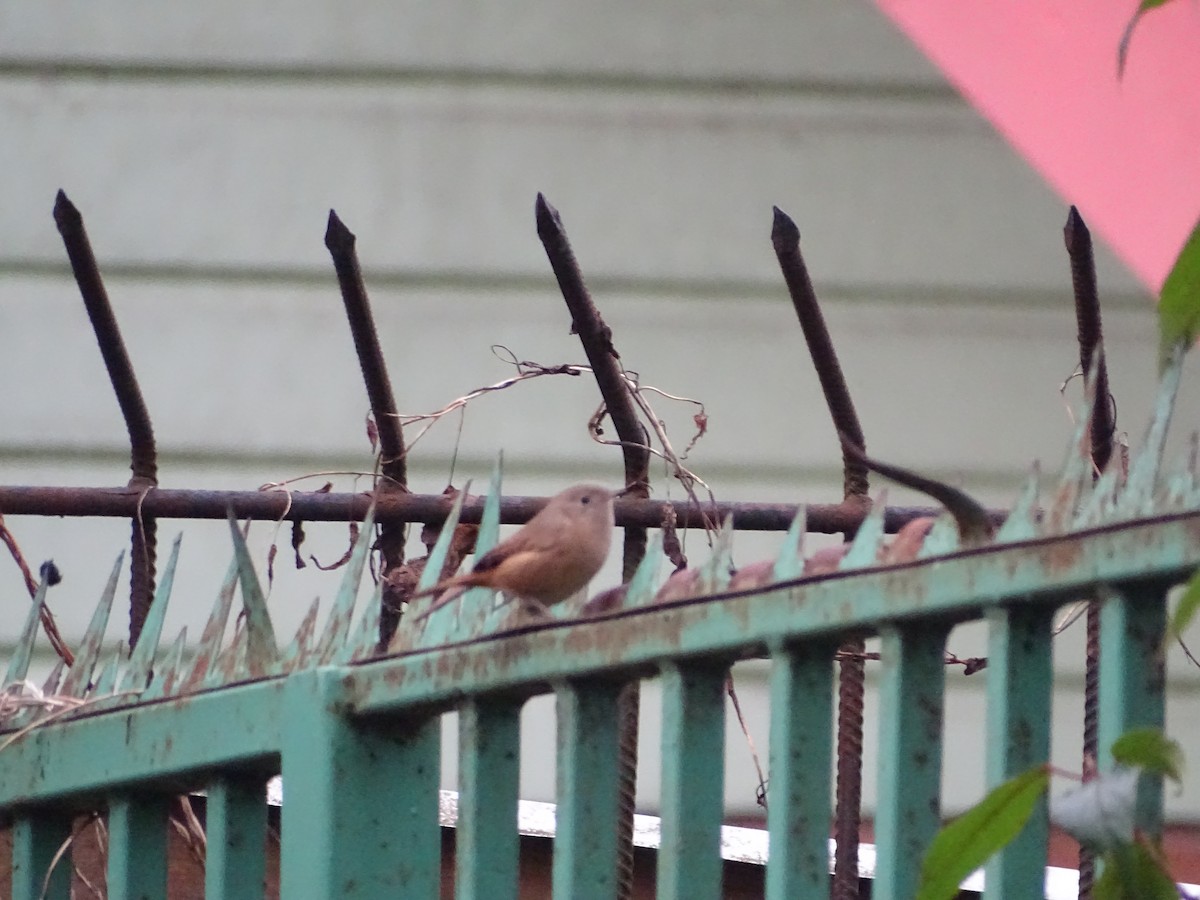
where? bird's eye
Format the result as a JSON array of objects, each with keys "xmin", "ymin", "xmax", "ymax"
[{"xmin": 581, "ymin": 495, "xmax": 591, "ymax": 504}]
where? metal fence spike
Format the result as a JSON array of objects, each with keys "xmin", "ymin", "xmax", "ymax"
[
  {"xmin": 179, "ymin": 557, "xmax": 239, "ymax": 692},
  {"xmin": 622, "ymin": 533, "xmax": 665, "ymax": 608},
  {"xmin": 41, "ymin": 659, "xmax": 65, "ymax": 696},
  {"xmin": 1120, "ymin": 349, "xmax": 1185, "ymax": 515},
  {"xmin": 772, "ymin": 505, "xmax": 808, "ymax": 581},
  {"xmin": 419, "ymin": 483, "xmax": 475, "ymax": 594},
  {"xmin": 697, "ymin": 516, "xmax": 735, "ymax": 593},
  {"xmin": 61, "ymin": 552, "xmax": 124, "ymax": 697},
  {"xmin": 840, "ymin": 492, "xmax": 888, "ymax": 569},
  {"xmin": 430, "ymin": 468, "xmax": 507, "ymax": 645},
  {"xmin": 90, "ymin": 640, "xmax": 126, "ymax": 697},
  {"xmin": 4, "ymin": 575, "xmax": 52, "ymax": 686},
  {"xmin": 1161, "ymin": 463, "xmax": 1196, "ymax": 510},
  {"xmin": 475, "ymin": 459, "xmax": 503, "ymax": 562},
  {"xmin": 916, "ymin": 513, "xmax": 960, "ymax": 559},
  {"xmin": 314, "ymin": 505, "xmax": 377, "ymax": 664},
  {"xmin": 442, "ymin": 584, "xmax": 504, "ymax": 641},
  {"xmin": 471, "ymin": 462, "xmax": 504, "ymax": 620},
  {"xmin": 209, "ymin": 625, "xmax": 247, "ymax": 688},
  {"xmin": 233, "ymin": 624, "xmax": 256, "ymax": 681},
  {"xmin": 125, "ymin": 533, "xmax": 183, "ymax": 693},
  {"xmin": 994, "ymin": 464, "xmax": 1041, "ymax": 544},
  {"xmin": 283, "ymin": 597, "xmax": 321, "ymax": 671},
  {"xmin": 143, "ymin": 627, "xmax": 188, "ymax": 700},
  {"xmin": 226, "ymin": 512, "xmax": 279, "ymax": 671},
  {"xmin": 392, "ymin": 485, "xmax": 472, "ymax": 653},
  {"xmin": 1045, "ymin": 360, "xmax": 1100, "ymax": 533},
  {"xmin": 343, "ymin": 581, "xmax": 383, "ymax": 663},
  {"xmin": 1074, "ymin": 461, "xmax": 1122, "ymax": 528}
]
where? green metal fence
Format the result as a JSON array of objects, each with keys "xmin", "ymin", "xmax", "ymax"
[{"xmin": 0, "ymin": 363, "xmax": 1193, "ymax": 900}]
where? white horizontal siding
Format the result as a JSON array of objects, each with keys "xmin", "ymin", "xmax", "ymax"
[
  {"xmin": 0, "ymin": 274, "xmax": 1178, "ymax": 475},
  {"xmin": 0, "ymin": 1, "xmax": 942, "ymax": 85},
  {"xmin": 0, "ymin": 77, "xmax": 1142, "ymax": 293}
]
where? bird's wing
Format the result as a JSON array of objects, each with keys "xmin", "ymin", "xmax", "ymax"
[{"xmin": 472, "ymin": 530, "xmax": 559, "ymax": 573}]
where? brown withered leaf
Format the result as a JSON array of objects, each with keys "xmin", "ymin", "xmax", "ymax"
[
  {"xmin": 291, "ymin": 520, "xmax": 307, "ymax": 569},
  {"xmin": 366, "ymin": 414, "xmax": 379, "ymax": 455},
  {"xmin": 418, "ymin": 486, "xmax": 479, "ymax": 579},
  {"xmin": 266, "ymin": 544, "xmax": 278, "ymax": 589},
  {"xmin": 661, "ymin": 506, "xmax": 687, "ymax": 571}
]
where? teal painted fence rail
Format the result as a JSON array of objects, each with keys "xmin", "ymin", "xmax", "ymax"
[{"xmin": 0, "ymin": 364, "xmax": 1193, "ymax": 899}]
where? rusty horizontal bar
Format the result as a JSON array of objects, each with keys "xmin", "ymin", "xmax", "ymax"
[{"xmin": 0, "ymin": 485, "xmax": 997, "ymax": 533}]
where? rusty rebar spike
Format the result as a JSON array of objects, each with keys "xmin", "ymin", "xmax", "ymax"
[
  {"xmin": 1065, "ymin": 206, "xmax": 1114, "ymax": 476},
  {"xmin": 325, "ymin": 210, "xmax": 409, "ymax": 646},
  {"xmin": 771, "ymin": 207, "xmax": 868, "ymax": 501},
  {"xmin": 53, "ymin": 189, "xmax": 158, "ymax": 645},
  {"xmin": 535, "ymin": 195, "xmax": 651, "ymax": 514},
  {"xmin": 771, "ymin": 206, "xmax": 873, "ymax": 900},
  {"xmin": 0, "ymin": 485, "xmax": 1000, "ymax": 534},
  {"xmin": 536, "ymin": 194, "xmax": 650, "ymax": 900},
  {"xmin": 1065, "ymin": 205, "xmax": 1111, "ymax": 900},
  {"xmin": 325, "ymin": 210, "xmax": 407, "ymax": 480}
]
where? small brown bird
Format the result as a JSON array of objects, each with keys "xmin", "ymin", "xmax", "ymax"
[{"xmin": 411, "ymin": 484, "xmax": 615, "ymax": 619}]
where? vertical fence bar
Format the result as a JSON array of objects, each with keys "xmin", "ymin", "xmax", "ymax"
[
  {"xmin": 874, "ymin": 624, "xmax": 950, "ymax": 900},
  {"xmin": 553, "ymin": 679, "xmax": 623, "ymax": 900},
  {"xmin": 765, "ymin": 642, "xmax": 837, "ymax": 900},
  {"xmin": 281, "ymin": 669, "xmax": 441, "ymax": 899},
  {"xmin": 657, "ymin": 662, "xmax": 728, "ymax": 900},
  {"xmin": 984, "ymin": 605, "xmax": 1053, "ymax": 900},
  {"xmin": 457, "ymin": 697, "xmax": 523, "ymax": 900},
  {"xmin": 206, "ymin": 776, "xmax": 267, "ymax": 900},
  {"xmin": 1098, "ymin": 583, "xmax": 1168, "ymax": 836},
  {"xmin": 12, "ymin": 811, "xmax": 72, "ymax": 900},
  {"xmin": 107, "ymin": 794, "xmax": 170, "ymax": 900}
]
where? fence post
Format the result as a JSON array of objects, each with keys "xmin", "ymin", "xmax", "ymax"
[
  {"xmin": 553, "ymin": 680, "xmax": 624, "ymax": 900},
  {"xmin": 984, "ymin": 605, "xmax": 1053, "ymax": 899},
  {"xmin": 765, "ymin": 642, "xmax": 836, "ymax": 900},
  {"xmin": 107, "ymin": 794, "xmax": 170, "ymax": 900},
  {"xmin": 657, "ymin": 662, "xmax": 728, "ymax": 900},
  {"xmin": 206, "ymin": 776, "xmax": 268, "ymax": 900},
  {"xmin": 1099, "ymin": 582, "xmax": 1169, "ymax": 837},
  {"xmin": 874, "ymin": 623, "xmax": 950, "ymax": 900},
  {"xmin": 11, "ymin": 811, "xmax": 73, "ymax": 900},
  {"xmin": 457, "ymin": 697, "xmax": 523, "ymax": 900},
  {"xmin": 280, "ymin": 668, "xmax": 442, "ymax": 899}
]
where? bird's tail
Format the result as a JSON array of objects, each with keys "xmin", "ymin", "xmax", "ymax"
[{"xmin": 407, "ymin": 575, "xmax": 480, "ymax": 623}]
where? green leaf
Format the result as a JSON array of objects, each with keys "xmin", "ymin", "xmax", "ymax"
[
  {"xmin": 1110, "ymin": 728, "xmax": 1184, "ymax": 785},
  {"xmin": 915, "ymin": 766, "xmax": 1049, "ymax": 900},
  {"xmin": 1158, "ymin": 215, "xmax": 1200, "ymax": 373},
  {"xmin": 1167, "ymin": 567, "xmax": 1200, "ymax": 643},
  {"xmin": 1118, "ymin": 0, "xmax": 1179, "ymax": 78},
  {"xmin": 1094, "ymin": 841, "xmax": 1179, "ymax": 900}
]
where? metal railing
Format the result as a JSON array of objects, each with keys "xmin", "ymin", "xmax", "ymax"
[
  {"xmin": 1, "ymin": 364, "xmax": 1192, "ymax": 898},
  {"xmin": 1, "ymin": 192, "xmax": 1188, "ymax": 899}
]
